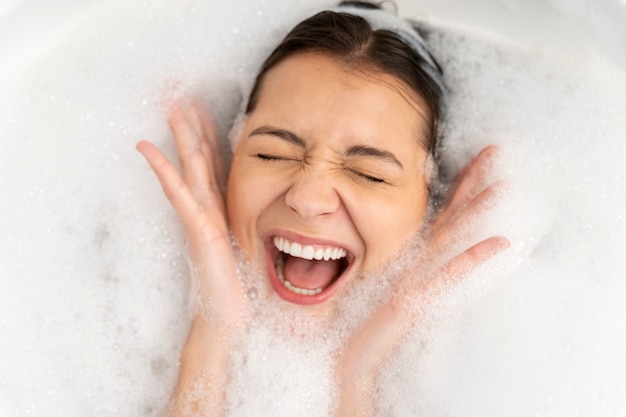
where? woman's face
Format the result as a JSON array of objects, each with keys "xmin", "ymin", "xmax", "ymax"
[{"xmin": 227, "ymin": 53, "xmax": 431, "ymax": 306}]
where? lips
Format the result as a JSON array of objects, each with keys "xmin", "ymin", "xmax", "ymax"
[{"xmin": 265, "ymin": 234, "xmax": 353, "ymax": 305}]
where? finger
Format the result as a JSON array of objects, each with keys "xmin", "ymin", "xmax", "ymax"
[
  {"xmin": 136, "ymin": 140, "xmax": 205, "ymax": 231},
  {"xmin": 168, "ymin": 102, "xmax": 203, "ymax": 168},
  {"xmin": 343, "ymin": 235, "xmax": 509, "ymax": 370},
  {"xmin": 436, "ymin": 236, "xmax": 510, "ymax": 289},
  {"xmin": 197, "ymin": 102, "xmax": 226, "ymax": 190},
  {"xmin": 168, "ymin": 104, "xmax": 219, "ymax": 206},
  {"xmin": 432, "ymin": 179, "xmax": 506, "ymax": 252},
  {"xmin": 362, "ymin": 233, "xmax": 504, "ymax": 345},
  {"xmin": 438, "ymin": 145, "xmax": 499, "ymax": 226},
  {"xmin": 189, "ymin": 102, "xmax": 227, "ymax": 195},
  {"xmin": 397, "ymin": 236, "xmax": 509, "ymax": 319}
]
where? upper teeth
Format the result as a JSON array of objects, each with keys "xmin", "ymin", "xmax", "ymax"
[{"xmin": 273, "ymin": 236, "xmax": 347, "ymax": 261}]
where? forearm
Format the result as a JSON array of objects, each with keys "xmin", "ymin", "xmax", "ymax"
[
  {"xmin": 169, "ymin": 315, "xmax": 233, "ymax": 416},
  {"xmin": 335, "ymin": 353, "xmax": 377, "ymax": 417}
]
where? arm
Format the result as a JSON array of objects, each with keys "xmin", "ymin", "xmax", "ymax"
[{"xmin": 137, "ymin": 102, "xmax": 245, "ymax": 415}]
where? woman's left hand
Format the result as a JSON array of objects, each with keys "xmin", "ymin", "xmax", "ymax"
[{"xmin": 336, "ymin": 146, "xmax": 510, "ymax": 416}]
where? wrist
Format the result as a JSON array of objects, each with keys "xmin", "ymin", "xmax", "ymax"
[
  {"xmin": 171, "ymin": 315, "xmax": 235, "ymax": 415},
  {"xmin": 335, "ymin": 355, "xmax": 377, "ymax": 417}
]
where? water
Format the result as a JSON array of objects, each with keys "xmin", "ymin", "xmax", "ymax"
[{"xmin": 1, "ymin": 0, "xmax": 626, "ymax": 416}]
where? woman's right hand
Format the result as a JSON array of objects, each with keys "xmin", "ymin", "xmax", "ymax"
[{"xmin": 137, "ymin": 101, "xmax": 245, "ymax": 413}]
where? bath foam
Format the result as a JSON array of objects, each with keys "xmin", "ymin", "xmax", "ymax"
[{"xmin": 2, "ymin": 1, "xmax": 626, "ymax": 417}]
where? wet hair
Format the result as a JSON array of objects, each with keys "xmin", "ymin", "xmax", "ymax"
[{"xmin": 244, "ymin": 1, "xmax": 445, "ymax": 154}]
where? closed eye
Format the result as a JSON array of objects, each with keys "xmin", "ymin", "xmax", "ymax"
[
  {"xmin": 257, "ymin": 153, "xmax": 289, "ymax": 161},
  {"xmin": 346, "ymin": 168, "xmax": 385, "ymax": 184}
]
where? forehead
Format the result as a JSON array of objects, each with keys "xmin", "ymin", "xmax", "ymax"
[{"xmin": 248, "ymin": 53, "xmax": 431, "ymax": 153}]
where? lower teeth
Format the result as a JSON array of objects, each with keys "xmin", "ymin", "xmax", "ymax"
[{"xmin": 276, "ymin": 256, "xmax": 323, "ymax": 296}]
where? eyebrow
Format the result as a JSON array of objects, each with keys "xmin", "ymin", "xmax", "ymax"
[
  {"xmin": 249, "ymin": 126, "xmax": 306, "ymax": 149},
  {"xmin": 344, "ymin": 144, "xmax": 403, "ymax": 169},
  {"xmin": 249, "ymin": 125, "xmax": 403, "ymax": 169}
]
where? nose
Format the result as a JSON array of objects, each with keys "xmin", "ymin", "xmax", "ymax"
[{"xmin": 285, "ymin": 172, "xmax": 340, "ymax": 220}]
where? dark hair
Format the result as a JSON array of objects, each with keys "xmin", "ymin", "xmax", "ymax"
[{"xmin": 245, "ymin": 1, "xmax": 445, "ymax": 154}]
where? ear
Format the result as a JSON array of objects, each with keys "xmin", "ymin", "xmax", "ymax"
[
  {"xmin": 227, "ymin": 111, "xmax": 248, "ymax": 151},
  {"xmin": 423, "ymin": 153, "xmax": 436, "ymax": 185}
]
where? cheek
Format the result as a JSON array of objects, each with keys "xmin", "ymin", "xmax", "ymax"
[
  {"xmin": 226, "ymin": 158, "xmax": 288, "ymax": 251},
  {"xmin": 226, "ymin": 159, "xmax": 261, "ymax": 254},
  {"xmin": 354, "ymin": 185, "xmax": 429, "ymax": 270}
]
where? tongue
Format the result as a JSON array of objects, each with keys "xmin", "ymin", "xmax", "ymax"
[{"xmin": 283, "ymin": 255, "xmax": 342, "ymax": 290}]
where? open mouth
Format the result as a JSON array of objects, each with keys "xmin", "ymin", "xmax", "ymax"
[{"xmin": 265, "ymin": 235, "xmax": 353, "ymax": 305}]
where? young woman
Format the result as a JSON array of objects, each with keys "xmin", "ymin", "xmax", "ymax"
[{"xmin": 137, "ymin": 2, "xmax": 509, "ymax": 415}]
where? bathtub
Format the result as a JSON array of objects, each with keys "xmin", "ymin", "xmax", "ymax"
[{"xmin": 1, "ymin": 0, "xmax": 626, "ymax": 416}]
